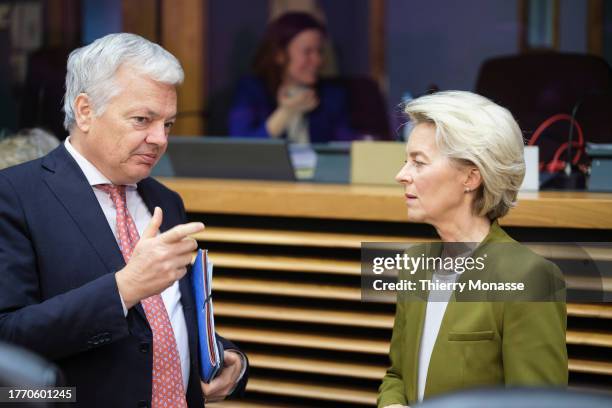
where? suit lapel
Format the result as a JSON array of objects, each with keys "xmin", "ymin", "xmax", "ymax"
[{"xmin": 41, "ymin": 145, "xmax": 126, "ymax": 277}]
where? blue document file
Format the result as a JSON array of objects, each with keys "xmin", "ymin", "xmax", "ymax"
[{"xmin": 191, "ymin": 249, "xmax": 223, "ymax": 383}]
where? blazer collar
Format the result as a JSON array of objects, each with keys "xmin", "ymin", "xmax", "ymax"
[{"xmin": 478, "ymin": 219, "xmax": 514, "ymax": 246}]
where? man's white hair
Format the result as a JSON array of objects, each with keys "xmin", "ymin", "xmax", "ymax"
[
  {"xmin": 405, "ymin": 90, "xmax": 526, "ymax": 220},
  {"xmin": 63, "ymin": 32, "xmax": 184, "ymax": 130}
]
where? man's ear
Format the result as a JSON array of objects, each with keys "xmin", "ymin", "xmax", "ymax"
[
  {"xmin": 464, "ymin": 166, "xmax": 482, "ymax": 192},
  {"xmin": 74, "ymin": 93, "xmax": 93, "ymax": 132}
]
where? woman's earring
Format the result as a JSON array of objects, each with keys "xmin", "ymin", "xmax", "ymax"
[{"xmin": 465, "ymin": 187, "xmax": 471, "ymax": 193}]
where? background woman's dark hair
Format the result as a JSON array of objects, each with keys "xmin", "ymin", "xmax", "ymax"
[{"xmin": 252, "ymin": 12, "xmax": 326, "ymax": 97}]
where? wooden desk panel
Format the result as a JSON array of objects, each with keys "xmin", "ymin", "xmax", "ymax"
[{"xmin": 158, "ymin": 178, "xmax": 612, "ymax": 229}]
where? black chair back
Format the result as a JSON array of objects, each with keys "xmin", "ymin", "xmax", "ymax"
[{"xmin": 475, "ymin": 53, "xmax": 612, "ymax": 167}]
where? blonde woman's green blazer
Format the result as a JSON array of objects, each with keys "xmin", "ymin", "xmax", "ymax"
[{"xmin": 377, "ymin": 221, "xmax": 568, "ymax": 407}]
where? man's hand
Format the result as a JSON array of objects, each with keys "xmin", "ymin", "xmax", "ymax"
[
  {"xmin": 201, "ymin": 351, "xmax": 243, "ymax": 403},
  {"xmin": 115, "ymin": 207, "xmax": 204, "ymax": 308}
]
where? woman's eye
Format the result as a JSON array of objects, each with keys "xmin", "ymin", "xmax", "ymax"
[
  {"xmin": 133, "ymin": 117, "xmax": 148, "ymax": 125},
  {"xmin": 413, "ymin": 160, "xmax": 426, "ymax": 167}
]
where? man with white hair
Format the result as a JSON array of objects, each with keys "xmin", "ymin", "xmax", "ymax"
[{"xmin": 0, "ymin": 33, "xmax": 247, "ymax": 407}]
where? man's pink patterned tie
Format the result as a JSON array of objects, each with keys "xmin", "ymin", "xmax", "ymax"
[{"xmin": 96, "ymin": 184, "xmax": 187, "ymax": 408}]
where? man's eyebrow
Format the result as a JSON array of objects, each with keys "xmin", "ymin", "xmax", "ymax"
[
  {"xmin": 145, "ymin": 109, "xmax": 161, "ymax": 118},
  {"xmin": 148, "ymin": 110, "xmax": 178, "ymax": 121},
  {"xmin": 126, "ymin": 108, "xmax": 155, "ymax": 117},
  {"xmin": 127, "ymin": 109, "xmax": 176, "ymax": 121}
]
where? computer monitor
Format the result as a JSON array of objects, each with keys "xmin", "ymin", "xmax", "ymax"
[
  {"xmin": 161, "ymin": 136, "xmax": 296, "ymax": 181},
  {"xmin": 311, "ymin": 142, "xmax": 351, "ymax": 183}
]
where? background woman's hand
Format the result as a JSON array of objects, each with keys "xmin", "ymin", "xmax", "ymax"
[
  {"xmin": 277, "ymin": 85, "xmax": 319, "ymax": 114},
  {"xmin": 266, "ymin": 85, "xmax": 319, "ymax": 137}
]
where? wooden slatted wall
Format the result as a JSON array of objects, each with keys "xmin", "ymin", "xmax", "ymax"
[{"xmin": 191, "ymin": 214, "xmax": 612, "ymax": 408}]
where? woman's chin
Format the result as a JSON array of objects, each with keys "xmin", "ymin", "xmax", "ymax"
[
  {"xmin": 296, "ymin": 76, "xmax": 317, "ymax": 86},
  {"xmin": 406, "ymin": 210, "xmax": 426, "ymax": 223}
]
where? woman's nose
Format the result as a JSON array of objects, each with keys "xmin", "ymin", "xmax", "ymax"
[{"xmin": 395, "ymin": 163, "xmax": 413, "ymax": 184}]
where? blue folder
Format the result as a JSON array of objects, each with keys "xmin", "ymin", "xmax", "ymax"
[{"xmin": 191, "ymin": 249, "xmax": 223, "ymax": 383}]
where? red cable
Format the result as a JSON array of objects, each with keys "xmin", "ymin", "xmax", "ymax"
[
  {"xmin": 528, "ymin": 113, "xmax": 584, "ymax": 172},
  {"xmin": 546, "ymin": 141, "xmax": 583, "ymax": 172}
]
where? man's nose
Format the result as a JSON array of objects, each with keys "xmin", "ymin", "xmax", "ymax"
[{"xmin": 147, "ymin": 122, "xmax": 168, "ymax": 146}]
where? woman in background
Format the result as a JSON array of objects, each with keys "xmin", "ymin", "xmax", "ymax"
[
  {"xmin": 378, "ymin": 91, "xmax": 567, "ymax": 407},
  {"xmin": 228, "ymin": 12, "xmax": 356, "ymax": 143}
]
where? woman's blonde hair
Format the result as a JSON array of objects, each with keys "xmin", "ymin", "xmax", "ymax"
[{"xmin": 405, "ymin": 90, "xmax": 525, "ymax": 220}]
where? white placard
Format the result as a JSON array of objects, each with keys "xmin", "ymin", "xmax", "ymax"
[{"xmin": 520, "ymin": 145, "xmax": 539, "ymax": 191}]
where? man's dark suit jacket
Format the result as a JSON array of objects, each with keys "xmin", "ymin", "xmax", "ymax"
[{"xmin": 0, "ymin": 145, "xmax": 247, "ymax": 407}]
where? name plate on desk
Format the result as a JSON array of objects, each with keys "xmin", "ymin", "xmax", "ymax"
[
  {"xmin": 351, "ymin": 141, "xmax": 405, "ymax": 185},
  {"xmin": 521, "ymin": 145, "xmax": 539, "ymax": 191}
]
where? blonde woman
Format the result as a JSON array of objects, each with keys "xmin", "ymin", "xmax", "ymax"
[{"xmin": 378, "ymin": 91, "xmax": 567, "ymax": 408}]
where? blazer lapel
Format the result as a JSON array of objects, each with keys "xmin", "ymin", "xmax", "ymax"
[
  {"xmin": 421, "ymin": 225, "xmax": 507, "ymax": 398},
  {"xmin": 407, "ymin": 241, "xmax": 442, "ymax": 403},
  {"xmin": 41, "ymin": 145, "xmax": 126, "ymax": 278},
  {"xmin": 407, "ymin": 296, "xmax": 426, "ymax": 403}
]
